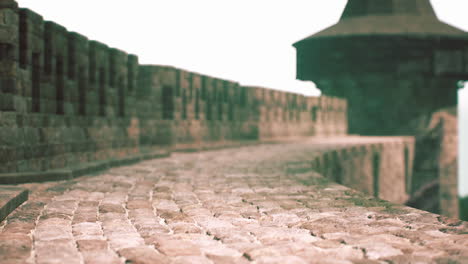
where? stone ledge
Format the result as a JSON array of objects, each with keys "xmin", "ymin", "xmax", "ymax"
[
  {"xmin": 0, "ymin": 186, "xmax": 28, "ymax": 222},
  {"xmin": 0, "ymin": 149, "xmax": 171, "ymax": 185}
]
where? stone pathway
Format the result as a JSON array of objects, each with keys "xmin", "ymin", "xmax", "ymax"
[{"xmin": 0, "ymin": 141, "xmax": 467, "ymax": 264}]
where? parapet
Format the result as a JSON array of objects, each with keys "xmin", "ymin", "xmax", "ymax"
[{"xmin": 0, "ymin": 1, "xmax": 347, "ymax": 177}]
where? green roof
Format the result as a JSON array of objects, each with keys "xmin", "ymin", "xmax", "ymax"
[{"xmin": 294, "ymin": 0, "xmax": 468, "ymax": 45}]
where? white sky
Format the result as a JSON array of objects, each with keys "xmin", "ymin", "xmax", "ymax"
[{"xmin": 16, "ymin": 0, "xmax": 468, "ymax": 196}]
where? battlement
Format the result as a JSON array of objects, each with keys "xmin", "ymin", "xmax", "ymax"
[
  {"xmin": 13, "ymin": 8, "xmax": 139, "ymax": 118},
  {"xmin": 136, "ymin": 65, "xmax": 347, "ymax": 151},
  {"xmin": 0, "ymin": 3, "xmax": 347, "ymax": 176}
]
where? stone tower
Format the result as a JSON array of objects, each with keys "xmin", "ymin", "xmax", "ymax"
[{"xmin": 294, "ymin": 0, "xmax": 468, "ymax": 218}]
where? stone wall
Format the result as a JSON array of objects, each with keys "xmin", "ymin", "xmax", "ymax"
[
  {"xmin": 137, "ymin": 66, "xmax": 347, "ymax": 151},
  {"xmin": 0, "ymin": 7, "xmax": 141, "ymax": 175},
  {"xmin": 406, "ymin": 107, "xmax": 459, "ymax": 218},
  {"xmin": 248, "ymin": 86, "xmax": 347, "ymax": 139},
  {"xmin": 0, "ymin": 4, "xmax": 347, "ymax": 177},
  {"xmin": 307, "ymin": 137, "xmax": 415, "ymax": 204}
]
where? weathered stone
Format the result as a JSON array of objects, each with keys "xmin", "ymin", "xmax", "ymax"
[
  {"xmin": 171, "ymin": 256, "xmax": 213, "ymax": 264},
  {"xmin": 76, "ymin": 239, "xmax": 108, "ymax": 251},
  {"xmin": 206, "ymin": 255, "xmax": 250, "ymax": 264},
  {"xmin": 81, "ymin": 253, "xmax": 121, "ymax": 264},
  {"xmin": 126, "ymin": 200, "xmax": 152, "ymax": 209},
  {"xmin": 0, "ymin": 233, "xmax": 31, "ymax": 260},
  {"xmin": 2, "ymin": 221, "xmax": 35, "ymax": 234},
  {"xmin": 34, "ymin": 218, "xmax": 73, "ymax": 241},
  {"xmin": 170, "ymin": 222, "xmax": 203, "ymax": 234},
  {"xmin": 35, "ymin": 239, "xmax": 81, "ymax": 264},
  {"xmin": 152, "ymin": 238, "xmax": 202, "ymax": 256},
  {"xmin": 99, "ymin": 203, "xmax": 126, "ymax": 214},
  {"xmin": 73, "ymin": 223, "xmax": 102, "ymax": 240},
  {"xmin": 253, "ymin": 256, "xmax": 308, "ymax": 264},
  {"xmin": 72, "ymin": 212, "xmax": 98, "ymax": 223},
  {"xmin": 119, "ymin": 247, "xmax": 170, "ymax": 264}
]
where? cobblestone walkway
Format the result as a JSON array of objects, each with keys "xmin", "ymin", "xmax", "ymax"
[{"xmin": 1, "ymin": 142, "xmax": 467, "ymax": 264}]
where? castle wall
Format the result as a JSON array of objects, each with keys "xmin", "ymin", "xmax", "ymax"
[
  {"xmin": 0, "ymin": 5, "xmax": 347, "ymax": 176},
  {"xmin": 248, "ymin": 86, "xmax": 348, "ymax": 140},
  {"xmin": 312, "ymin": 137, "xmax": 415, "ymax": 204},
  {"xmin": 0, "ymin": 2, "xmax": 422, "ymax": 219},
  {"xmin": 137, "ymin": 66, "xmax": 347, "ymax": 151},
  {"xmin": 1, "ymin": 7, "xmax": 141, "ymax": 174}
]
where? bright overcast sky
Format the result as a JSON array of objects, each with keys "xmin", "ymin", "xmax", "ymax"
[
  {"xmin": 15, "ymin": 0, "xmax": 468, "ymax": 93},
  {"xmin": 16, "ymin": 0, "xmax": 468, "ymax": 196}
]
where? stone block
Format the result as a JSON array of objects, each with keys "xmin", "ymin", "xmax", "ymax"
[
  {"xmin": 119, "ymin": 247, "xmax": 170, "ymax": 264},
  {"xmin": 0, "ymin": 92, "xmax": 15, "ymax": 111}
]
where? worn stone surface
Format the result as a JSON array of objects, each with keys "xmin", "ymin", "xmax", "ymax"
[{"xmin": 0, "ymin": 140, "xmax": 466, "ymax": 263}]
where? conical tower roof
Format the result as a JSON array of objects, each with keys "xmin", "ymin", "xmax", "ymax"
[{"xmin": 294, "ymin": 0, "xmax": 468, "ymax": 45}]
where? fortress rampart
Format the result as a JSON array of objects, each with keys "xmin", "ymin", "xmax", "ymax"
[
  {"xmin": 0, "ymin": 6, "xmax": 347, "ymax": 176},
  {"xmin": 5, "ymin": 0, "xmax": 464, "ymax": 220}
]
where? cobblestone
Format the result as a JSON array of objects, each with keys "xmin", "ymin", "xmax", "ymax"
[{"xmin": 0, "ymin": 140, "xmax": 467, "ymax": 263}]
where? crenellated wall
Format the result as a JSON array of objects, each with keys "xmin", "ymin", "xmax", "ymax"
[
  {"xmin": 248, "ymin": 88, "xmax": 348, "ymax": 139},
  {"xmin": 0, "ymin": 7, "xmax": 141, "ymax": 175},
  {"xmin": 0, "ymin": 4, "xmax": 347, "ymax": 177},
  {"xmin": 137, "ymin": 65, "xmax": 347, "ymax": 151}
]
